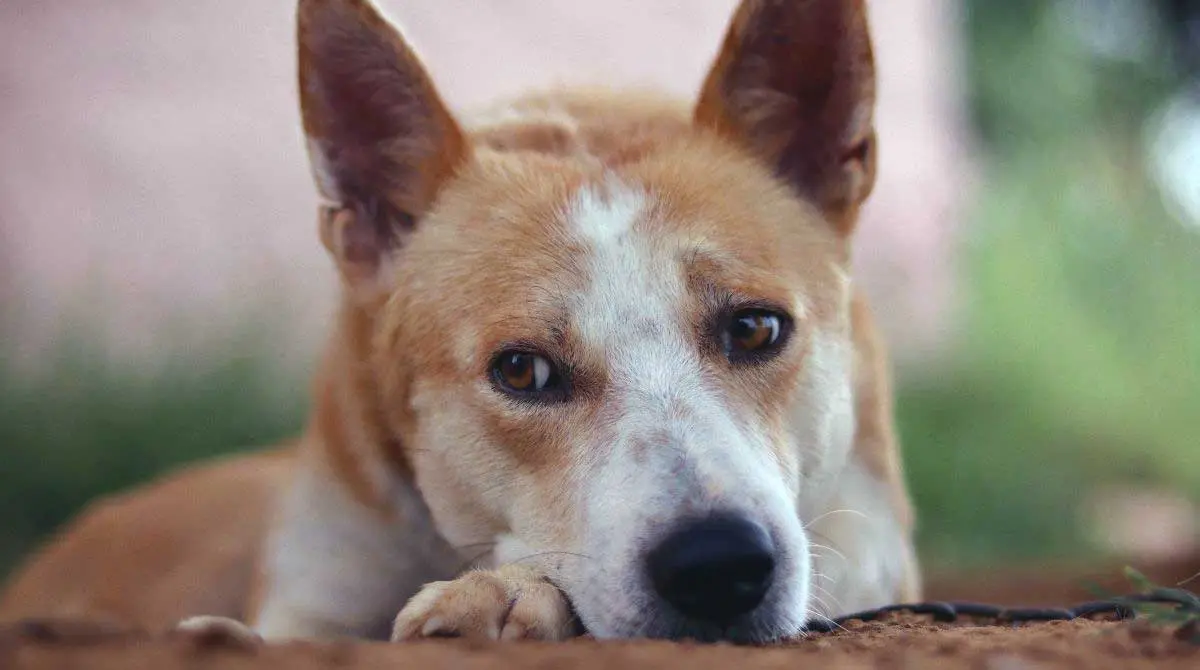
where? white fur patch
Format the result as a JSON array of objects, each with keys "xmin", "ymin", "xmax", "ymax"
[
  {"xmin": 804, "ymin": 456, "xmax": 916, "ymax": 618},
  {"xmin": 571, "ymin": 181, "xmax": 642, "ymax": 242},
  {"xmin": 792, "ymin": 330, "xmax": 858, "ymax": 495},
  {"xmin": 554, "ymin": 180, "xmax": 812, "ymax": 640},
  {"xmin": 253, "ymin": 461, "xmax": 457, "ymax": 641}
]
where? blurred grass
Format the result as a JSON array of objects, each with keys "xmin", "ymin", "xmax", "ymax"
[
  {"xmin": 899, "ymin": 0, "xmax": 1200, "ymax": 568},
  {"xmin": 1, "ymin": 1, "xmax": 1198, "ymax": 579},
  {"xmin": 0, "ymin": 327, "xmax": 309, "ymax": 574},
  {"xmin": 900, "ymin": 147, "xmax": 1200, "ymax": 566}
]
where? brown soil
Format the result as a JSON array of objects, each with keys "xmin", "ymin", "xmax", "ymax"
[
  {"xmin": 5, "ymin": 553, "xmax": 1197, "ymax": 669},
  {"xmin": 3, "ymin": 611, "xmax": 1197, "ymax": 670}
]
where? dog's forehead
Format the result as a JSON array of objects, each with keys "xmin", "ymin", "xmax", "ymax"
[
  {"xmin": 397, "ymin": 121, "xmax": 846, "ymax": 368},
  {"xmin": 564, "ymin": 180, "xmax": 680, "ymax": 328},
  {"xmin": 425, "ymin": 173, "xmax": 695, "ymax": 352}
]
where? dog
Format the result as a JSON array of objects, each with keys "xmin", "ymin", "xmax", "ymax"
[{"xmin": 0, "ymin": 0, "xmax": 919, "ymax": 644}]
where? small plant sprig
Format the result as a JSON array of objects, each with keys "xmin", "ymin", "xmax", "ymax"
[{"xmin": 1119, "ymin": 566, "xmax": 1200, "ymax": 645}]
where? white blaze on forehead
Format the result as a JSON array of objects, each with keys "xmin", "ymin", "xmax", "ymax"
[
  {"xmin": 567, "ymin": 180, "xmax": 700, "ymax": 401},
  {"xmin": 569, "ymin": 179, "xmax": 644, "ymax": 251}
]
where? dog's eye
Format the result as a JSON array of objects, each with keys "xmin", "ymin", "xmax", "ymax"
[
  {"xmin": 492, "ymin": 351, "xmax": 563, "ymax": 397},
  {"xmin": 722, "ymin": 309, "xmax": 789, "ymax": 361}
]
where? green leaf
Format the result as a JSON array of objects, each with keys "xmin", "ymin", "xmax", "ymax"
[{"xmin": 1123, "ymin": 566, "xmax": 1157, "ymax": 593}]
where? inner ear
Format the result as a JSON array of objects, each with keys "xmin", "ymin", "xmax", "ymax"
[
  {"xmin": 694, "ymin": 0, "xmax": 877, "ymax": 230},
  {"xmin": 319, "ymin": 199, "xmax": 415, "ymax": 269},
  {"xmin": 298, "ymin": 0, "xmax": 466, "ymax": 288}
]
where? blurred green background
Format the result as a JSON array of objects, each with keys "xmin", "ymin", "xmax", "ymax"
[{"xmin": 1, "ymin": 1, "xmax": 1198, "ymax": 578}]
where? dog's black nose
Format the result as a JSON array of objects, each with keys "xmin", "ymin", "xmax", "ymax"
[{"xmin": 646, "ymin": 515, "xmax": 775, "ymax": 625}]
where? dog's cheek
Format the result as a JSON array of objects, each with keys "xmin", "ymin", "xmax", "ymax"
[
  {"xmin": 496, "ymin": 491, "xmax": 585, "ymax": 578},
  {"xmin": 410, "ymin": 400, "xmax": 588, "ymax": 562},
  {"xmin": 510, "ymin": 437, "xmax": 598, "ymax": 566},
  {"xmin": 409, "ymin": 445, "xmax": 505, "ymax": 550},
  {"xmin": 786, "ymin": 331, "xmax": 856, "ymax": 485},
  {"xmin": 401, "ymin": 401, "xmax": 515, "ymax": 548}
]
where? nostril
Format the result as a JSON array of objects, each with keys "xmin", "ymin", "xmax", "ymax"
[{"xmin": 647, "ymin": 515, "xmax": 776, "ymax": 625}]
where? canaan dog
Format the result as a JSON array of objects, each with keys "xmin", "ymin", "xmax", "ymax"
[{"xmin": 0, "ymin": 0, "xmax": 919, "ymax": 644}]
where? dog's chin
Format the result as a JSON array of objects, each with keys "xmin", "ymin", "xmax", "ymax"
[
  {"xmin": 646, "ymin": 607, "xmax": 808, "ymax": 644},
  {"xmin": 573, "ymin": 585, "xmax": 811, "ymax": 644}
]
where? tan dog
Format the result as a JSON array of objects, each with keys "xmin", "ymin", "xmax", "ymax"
[{"xmin": 0, "ymin": 0, "xmax": 919, "ymax": 644}]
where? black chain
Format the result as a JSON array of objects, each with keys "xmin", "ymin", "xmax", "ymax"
[{"xmin": 804, "ymin": 588, "xmax": 1200, "ymax": 633}]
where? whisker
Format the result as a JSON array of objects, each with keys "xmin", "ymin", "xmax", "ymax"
[
  {"xmin": 509, "ymin": 550, "xmax": 594, "ymax": 565},
  {"xmin": 807, "ymin": 594, "xmax": 834, "ymax": 620},
  {"xmin": 804, "ymin": 508, "xmax": 868, "ymax": 529},
  {"xmin": 811, "ymin": 583, "xmax": 846, "ymax": 615},
  {"xmin": 808, "ymin": 542, "xmax": 848, "ymax": 566},
  {"xmin": 805, "ymin": 610, "xmax": 850, "ymax": 634},
  {"xmin": 806, "ymin": 602, "xmax": 835, "ymax": 622}
]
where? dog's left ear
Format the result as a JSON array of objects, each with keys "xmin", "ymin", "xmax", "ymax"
[
  {"xmin": 695, "ymin": 0, "xmax": 876, "ymax": 234},
  {"xmin": 298, "ymin": 0, "xmax": 466, "ymax": 297}
]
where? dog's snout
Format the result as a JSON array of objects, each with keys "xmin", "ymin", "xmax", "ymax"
[{"xmin": 646, "ymin": 515, "xmax": 776, "ymax": 625}]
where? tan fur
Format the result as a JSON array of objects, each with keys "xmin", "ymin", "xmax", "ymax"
[
  {"xmin": 850, "ymin": 291, "xmax": 915, "ymax": 533},
  {"xmin": 0, "ymin": 449, "xmax": 293, "ymax": 629},
  {"xmin": 1, "ymin": 0, "xmax": 919, "ymax": 640}
]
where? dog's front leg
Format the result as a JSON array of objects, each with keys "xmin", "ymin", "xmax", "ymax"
[
  {"xmin": 391, "ymin": 564, "xmax": 579, "ymax": 642},
  {"xmin": 174, "ymin": 466, "xmax": 456, "ymax": 643},
  {"xmin": 247, "ymin": 466, "xmax": 458, "ymax": 641}
]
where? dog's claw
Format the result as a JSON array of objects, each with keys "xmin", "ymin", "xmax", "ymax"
[{"xmin": 391, "ymin": 565, "xmax": 576, "ymax": 642}]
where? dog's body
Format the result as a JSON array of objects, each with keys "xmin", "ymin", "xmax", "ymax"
[{"xmin": 0, "ymin": 0, "xmax": 919, "ymax": 643}]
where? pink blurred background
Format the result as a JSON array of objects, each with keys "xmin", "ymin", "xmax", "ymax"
[{"xmin": 0, "ymin": 0, "xmax": 973, "ymax": 373}]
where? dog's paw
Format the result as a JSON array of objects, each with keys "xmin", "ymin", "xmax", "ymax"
[
  {"xmin": 173, "ymin": 615, "xmax": 263, "ymax": 649},
  {"xmin": 391, "ymin": 565, "xmax": 577, "ymax": 642}
]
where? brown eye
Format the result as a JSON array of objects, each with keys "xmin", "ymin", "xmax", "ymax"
[
  {"xmin": 492, "ymin": 351, "xmax": 563, "ymax": 398},
  {"xmin": 721, "ymin": 309, "xmax": 789, "ymax": 361}
]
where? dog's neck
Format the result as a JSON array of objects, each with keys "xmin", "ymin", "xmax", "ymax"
[{"xmin": 305, "ymin": 291, "xmax": 412, "ymax": 516}]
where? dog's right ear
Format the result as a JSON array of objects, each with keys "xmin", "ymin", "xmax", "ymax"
[{"xmin": 298, "ymin": 0, "xmax": 466, "ymax": 296}]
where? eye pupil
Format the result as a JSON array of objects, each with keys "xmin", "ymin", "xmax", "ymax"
[
  {"xmin": 722, "ymin": 309, "xmax": 787, "ymax": 359},
  {"xmin": 500, "ymin": 354, "xmax": 535, "ymax": 389},
  {"xmin": 493, "ymin": 350, "xmax": 562, "ymax": 398},
  {"xmin": 733, "ymin": 316, "xmax": 760, "ymax": 340}
]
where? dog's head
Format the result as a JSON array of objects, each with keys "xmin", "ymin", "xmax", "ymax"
[{"xmin": 298, "ymin": 0, "xmax": 876, "ymax": 642}]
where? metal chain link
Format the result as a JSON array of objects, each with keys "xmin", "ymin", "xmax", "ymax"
[{"xmin": 804, "ymin": 588, "xmax": 1200, "ymax": 634}]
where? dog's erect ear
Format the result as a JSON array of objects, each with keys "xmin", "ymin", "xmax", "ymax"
[
  {"xmin": 298, "ymin": 0, "xmax": 466, "ymax": 293},
  {"xmin": 695, "ymin": 0, "xmax": 876, "ymax": 234}
]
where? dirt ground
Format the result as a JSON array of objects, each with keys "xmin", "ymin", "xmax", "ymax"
[
  {"xmin": 4, "ymin": 553, "xmax": 1198, "ymax": 670},
  {"xmin": 3, "ymin": 611, "xmax": 1196, "ymax": 670}
]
